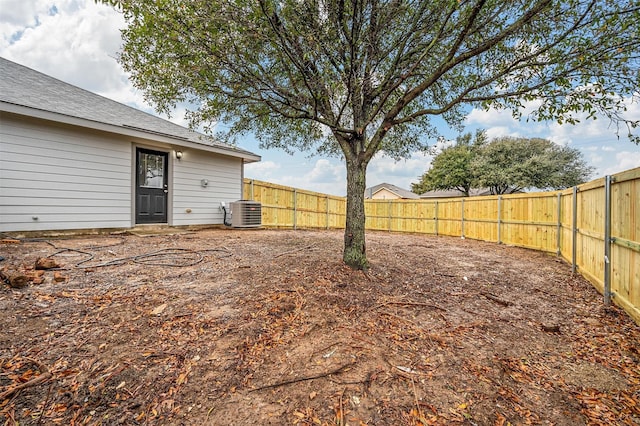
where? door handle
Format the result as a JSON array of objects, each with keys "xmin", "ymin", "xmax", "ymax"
[{"xmin": 163, "ymin": 189, "xmax": 168, "ymax": 193}]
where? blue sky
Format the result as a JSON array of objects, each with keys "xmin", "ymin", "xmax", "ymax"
[{"xmin": 1, "ymin": 1, "xmax": 638, "ymax": 196}]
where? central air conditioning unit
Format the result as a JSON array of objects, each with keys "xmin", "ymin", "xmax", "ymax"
[{"xmin": 230, "ymin": 200, "xmax": 262, "ymax": 228}]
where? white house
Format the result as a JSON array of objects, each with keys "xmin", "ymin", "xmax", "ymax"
[{"xmin": 0, "ymin": 58, "xmax": 260, "ymax": 233}]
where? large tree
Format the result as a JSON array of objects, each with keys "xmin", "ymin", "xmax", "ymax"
[
  {"xmin": 413, "ymin": 135, "xmax": 594, "ymax": 195},
  {"xmin": 100, "ymin": 0, "xmax": 639, "ymax": 269},
  {"xmin": 411, "ymin": 131, "xmax": 486, "ymax": 196},
  {"xmin": 472, "ymin": 137, "xmax": 594, "ymax": 194}
]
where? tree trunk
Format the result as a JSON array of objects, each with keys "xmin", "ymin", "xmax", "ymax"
[{"xmin": 343, "ymin": 157, "xmax": 369, "ymax": 270}]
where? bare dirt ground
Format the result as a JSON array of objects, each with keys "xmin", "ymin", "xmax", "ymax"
[{"xmin": 1, "ymin": 228, "xmax": 639, "ymax": 425}]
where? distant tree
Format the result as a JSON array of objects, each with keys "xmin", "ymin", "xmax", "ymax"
[
  {"xmin": 414, "ymin": 135, "xmax": 593, "ymax": 195},
  {"xmin": 472, "ymin": 137, "xmax": 594, "ymax": 194},
  {"xmin": 412, "ymin": 131, "xmax": 486, "ymax": 196},
  {"xmin": 98, "ymin": 0, "xmax": 639, "ymax": 269}
]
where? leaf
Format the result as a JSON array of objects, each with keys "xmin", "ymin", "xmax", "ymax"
[
  {"xmin": 176, "ymin": 372, "xmax": 188, "ymax": 385},
  {"xmin": 323, "ymin": 348, "xmax": 336, "ymax": 358},
  {"xmin": 151, "ymin": 303, "xmax": 167, "ymax": 315},
  {"xmin": 396, "ymin": 365, "xmax": 418, "ymax": 374}
]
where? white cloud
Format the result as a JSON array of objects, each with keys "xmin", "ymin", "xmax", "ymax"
[
  {"xmin": 483, "ymin": 126, "xmax": 521, "ymax": 140},
  {"xmin": 0, "ymin": 1, "xmax": 196, "ymax": 127},
  {"xmin": 601, "ymin": 151, "xmax": 640, "ymax": 176},
  {"xmin": 245, "ymin": 160, "xmax": 281, "ymax": 179},
  {"xmin": 367, "ymin": 152, "xmax": 434, "ymax": 190},
  {"xmin": 281, "ymin": 159, "xmax": 346, "ymax": 195},
  {"xmin": 0, "ymin": 0, "xmax": 49, "ymax": 31},
  {"xmin": 465, "ymin": 96, "xmax": 640, "ymax": 177},
  {"xmin": 586, "ymin": 152, "xmax": 604, "ymax": 167},
  {"xmin": 306, "ymin": 159, "xmax": 344, "ymax": 183},
  {"xmin": 1, "ymin": 2, "xmax": 125, "ymax": 92},
  {"xmin": 246, "ymin": 158, "xmax": 347, "ymax": 195}
]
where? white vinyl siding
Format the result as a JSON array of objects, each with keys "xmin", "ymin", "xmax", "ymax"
[
  {"xmin": 1, "ymin": 115, "xmax": 132, "ymax": 232},
  {"xmin": 172, "ymin": 151, "xmax": 243, "ymax": 226}
]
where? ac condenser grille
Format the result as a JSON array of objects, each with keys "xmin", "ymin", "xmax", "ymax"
[{"xmin": 230, "ymin": 201, "xmax": 262, "ymax": 228}]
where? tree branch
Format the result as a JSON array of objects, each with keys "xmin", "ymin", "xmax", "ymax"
[
  {"xmin": 0, "ymin": 358, "xmax": 52, "ymax": 400},
  {"xmin": 248, "ymin": 362, "xmax": 354, "ymax": 392}
]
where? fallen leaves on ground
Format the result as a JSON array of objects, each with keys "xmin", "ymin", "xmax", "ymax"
[{"xmin": 0, "ymin": 229, "xmax": 638, "ymax": 425}]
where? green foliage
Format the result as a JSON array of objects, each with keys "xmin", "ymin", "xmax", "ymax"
[
  {"xmin": 100, "ymin": 0, "xmax": 639, "ymax": 153},
  {"xmin": 473, "ymin": 137, "xmax": 594, "ymax": 193},
  {"xmin": 413, "ymin": 135, "xmax": 594, "ymax": 196},
  {"xmin": 412, "ymin": 131, "xmax": 486, "ymax": 195},
  {"xmin": 98, "ymin": 0, "xmax": 639, "ymax": 266}
]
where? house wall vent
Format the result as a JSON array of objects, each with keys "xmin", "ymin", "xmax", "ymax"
[{"xmin": 230, "ymin": 200, "xmax": 262, "ymax": 228}]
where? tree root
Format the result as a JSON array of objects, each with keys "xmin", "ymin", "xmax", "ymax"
[
  {"xmin": 0, "ymin": 358, "xmax": 53, "ymax": 400},
  {"xmin": 481, "ymin": 292, "xmax": 512, "ymax": 307},
  {"xmin": 249, "ymin": 362, "xmax": 354, "ymax": 392}
]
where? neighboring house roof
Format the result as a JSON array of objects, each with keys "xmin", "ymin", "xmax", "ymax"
[
  {"xmin": 419, "ymin": 187, "xmax": 523, "ymax": 198},
  {"xmin": 0, "ymin": 57, "xmax": 260, "ymax": 163},
  {"xmin": 366, "ymin": 183, "xmax": 420, "ymax": 199},
  {"xmin": 419, "ymin": 189, "xmax": 471, "ymax": 198}
]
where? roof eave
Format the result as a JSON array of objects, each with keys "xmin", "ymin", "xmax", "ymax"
[
  {"xmin": 373, "ymin": 187, "xmax": 402, "ymax": 198},
  {"xmin": 1, "ymin": 102, "xmax": 261, "ymax": 163}
]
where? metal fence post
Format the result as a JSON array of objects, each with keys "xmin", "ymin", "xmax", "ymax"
[
  {"xmin": 293, "ymin": 188, "xmax": 297, "ymax": 230},
  {"xmin": 572, "ymin": 186, "xmax": 578, "ymax": 273},
  {"xmin": 326, "ymin": 195, "xmax": 329, "ymax": 229},
  {"xmin": 434, "ymin": 201, "xmax": 438, "ymax": 236},
  {"xmin": 604, "ymin": 175, "xmax": 613, "ymax": 305},
  {"xmin": 556, "ymin": 192, "xmax": 562, "ymax": 256},
  {"xmin": 497, "ymin": 196, "xmax": 502, "ymax": 244},
  {"xmin": 461, "ymin": 199, "xmax": 465, "ymax": 238}
]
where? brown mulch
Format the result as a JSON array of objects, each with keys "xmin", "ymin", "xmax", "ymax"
[{"xmin": 0, "ymin": 228, "xmax": 638, "ymax": 425}]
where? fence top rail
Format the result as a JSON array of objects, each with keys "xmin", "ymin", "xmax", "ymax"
[
  {"xmin": 611, "ymin": 167, "xmax": 640, "ymax": 184},
  {"xmin": 248, "ymin": 167, "xmax": 639, "ymax": 203},
  {"xmin": 367, "ymin": 191, "xmax": 560, "ymax": 203},
  {"xmin": 557, "ymin": 167, "xmax": 639, "ymax": 196},
  {"xmin": 366, "ymin": 198, "xmax": 437, "ymax": 204},
  {"xmin": 244, "ymin": 178, "xmax": 346, "ymax": 200},
  {"xmin": 477, "ymin": 191, "xmax": 559, "ymax": 200},
  {"xmin": 576, "ymin": 177, "xmax": 606, "ymax": 192}
]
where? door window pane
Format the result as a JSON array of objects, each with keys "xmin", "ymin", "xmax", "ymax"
[{"xmin": 138, "ymin": 152, "xmax": 165, "ymax": 188}]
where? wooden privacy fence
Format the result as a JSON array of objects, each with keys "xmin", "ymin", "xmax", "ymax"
[
  {"xmin": 243, "ymin": 179, "xmax": 347, "ymax": 230},
  {"xmin": 244, "ymin": 167, "xmax": 639, "ymax": 323}
]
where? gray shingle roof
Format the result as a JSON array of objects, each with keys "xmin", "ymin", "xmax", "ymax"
[
  {"xmin": 0, "ymin": 57, "xmax": 259, "ymax": 161},
  {"xmin": 419, "ymin": 187, "xmax": 523, "ymax": 198},
  {"xmin": 365, "ymin": 183, "xmax": 420, "ymax": 199},
  {"xmin": 419, "ymin": 189, "xmax": 482, "ymax": 198}
]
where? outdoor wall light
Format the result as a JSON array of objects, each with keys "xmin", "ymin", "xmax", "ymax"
[{"xmin": 175, "ymin": 150, "xmax": 183, "ymax": 160}]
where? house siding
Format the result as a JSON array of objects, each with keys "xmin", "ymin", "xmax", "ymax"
[
  {"xmin": 371, "ymin": 188, "xmax": 400, "ymax": 200},
  {"xmin": 1, "ymin": 114, "xmax": 132, "ymax": 232},
  {"xmin": 172, "ymin": 151, "xmax": 243, "ymax": 226}
]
